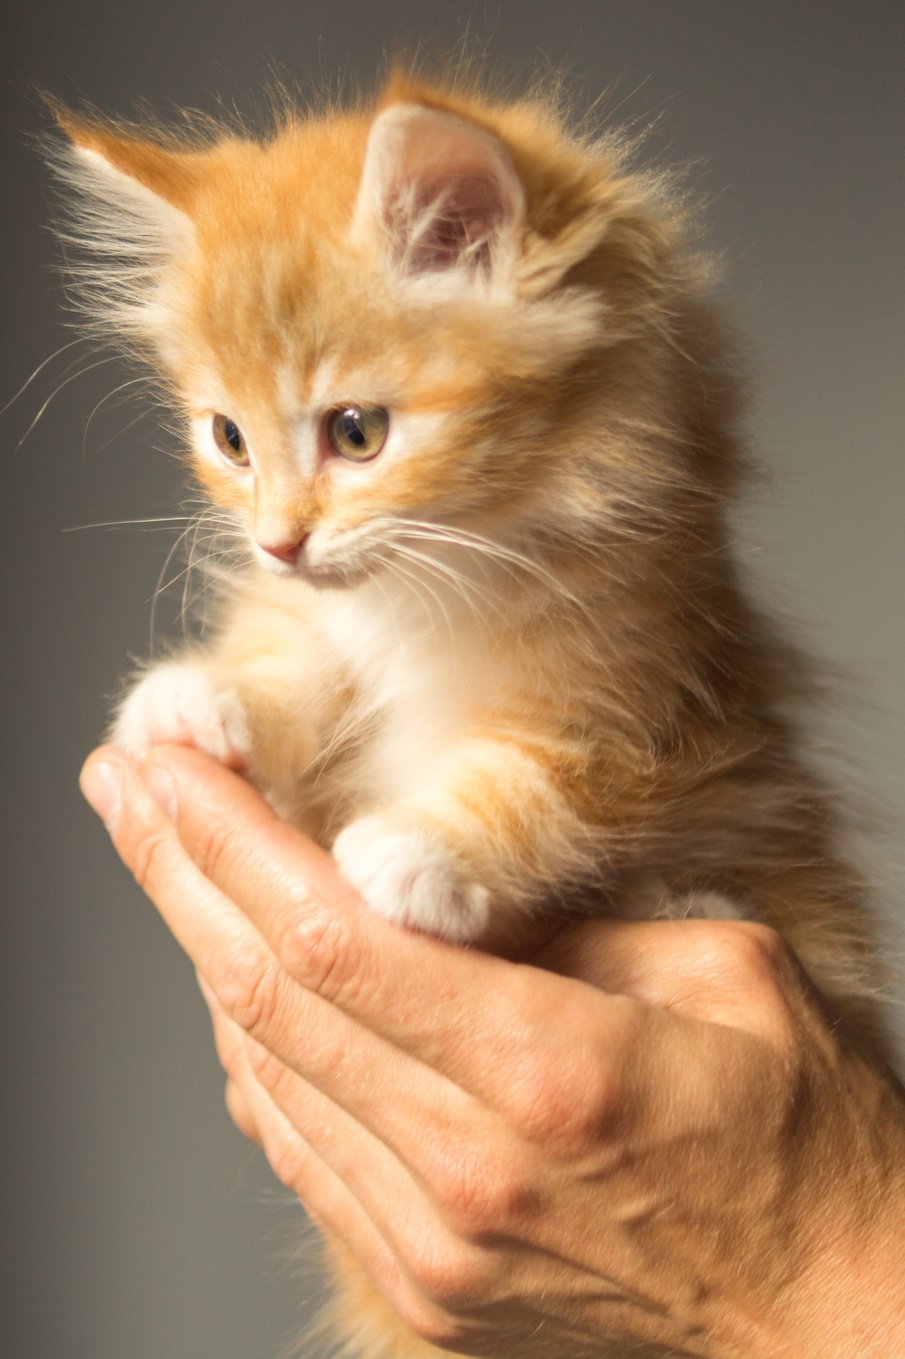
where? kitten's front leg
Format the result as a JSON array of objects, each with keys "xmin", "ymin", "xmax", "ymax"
[
  {"xmin": 112, "ymin": 658, "xmax": 253, "ymax": 768},
  {"xmin": 110, "ymin": 646, "xmax": 336, "ymax": 826},
  {"xmin": 333, "ymin": 734, "xmax": 591, "ymax": 945},
  {"xmin": 333, "ymin": 815, "xmax": 492, "ymax": 942}
]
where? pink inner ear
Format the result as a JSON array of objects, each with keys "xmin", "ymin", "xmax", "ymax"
[
  {"xmin": 354, "ymin": 104, "xmax": 524, "ymax": 276},
  {"xmin": 396, "ymin": 173, "xmax": 507, "ymax": 272}
]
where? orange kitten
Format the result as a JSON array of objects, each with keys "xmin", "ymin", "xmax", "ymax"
[{"xmin": 51, "ymin": 71, "xmax": 887, "ymax": 1358}]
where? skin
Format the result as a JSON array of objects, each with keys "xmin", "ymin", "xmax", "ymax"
[{"xmin": 80, "ymin": 743, "xmax": 905, "ymax": 1359}]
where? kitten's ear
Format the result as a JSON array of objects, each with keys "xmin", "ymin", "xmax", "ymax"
[
  {"xmin": 52, "ymin": 107, "xmax": 201, "ymax": 215},
  {"xmin": 47, "ymin": 103, "xmax": 201, "ymax": 262},
  {"xmin": 46, "ymin": 103, "xmax": 201, "ymax": 339},
  {"xmin": 350, "ymin": 103, "xmax": 524, "ymax": 281}
]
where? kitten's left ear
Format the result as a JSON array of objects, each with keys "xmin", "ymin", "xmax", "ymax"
[{"xmin": 350, "ymin": 103, "xmax": 524, "ymax": 282}]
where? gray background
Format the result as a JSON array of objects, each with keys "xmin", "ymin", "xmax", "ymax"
[{"xmin": 2, "ymin": 3, "xmax": 903, "ymax": 1358}]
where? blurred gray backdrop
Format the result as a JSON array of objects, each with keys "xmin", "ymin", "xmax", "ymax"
[{"xmin": 3, "ymin": 3, "xmax": 903, "ymax": 1358}]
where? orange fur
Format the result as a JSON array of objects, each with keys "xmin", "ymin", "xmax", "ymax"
[{"xmin": 50, "ymin": 70, "xmax": 890, "ymax": 1359}]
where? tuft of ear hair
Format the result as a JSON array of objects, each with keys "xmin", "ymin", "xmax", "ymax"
[
  {"xmin": 350, "ymin": 102, "xmax": 524, "ymax": 281},
  {"xmin": 48, "ymin": 98, "xmax": 202, "ymax": 214},
  {"xmin": 44, "ymin": 98, "xmax": 200, "ymax": 343}
]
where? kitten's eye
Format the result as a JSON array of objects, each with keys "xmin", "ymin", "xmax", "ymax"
[
  {"xmin": 212, "ymin": 413, "xmax": 249, "ymax": 467},
  {"xmin": 326, "ymin": 405, "xmax": 389, "ymax": 462}
]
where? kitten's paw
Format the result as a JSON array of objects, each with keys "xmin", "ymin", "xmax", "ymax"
[
  {"xmin": 111, "ymin": 662, "xmax": 252, "ymax": 767},
  {"xmin": 333, "ymin": 816, "xmax": 490, "ymax": 943}
]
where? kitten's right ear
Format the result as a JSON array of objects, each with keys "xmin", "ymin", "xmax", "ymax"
[
  {"xmin": 50, "ymin": 102, "xmax": 201, "ymax": 220},
  {"xmin": 45, "ymin": 101, "xmax": 201, "ymax": 265}
]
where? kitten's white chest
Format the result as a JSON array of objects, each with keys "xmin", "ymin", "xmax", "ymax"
[{"xmin": 322, "ymin": 585, "xmax": 482, "ymax": 807}]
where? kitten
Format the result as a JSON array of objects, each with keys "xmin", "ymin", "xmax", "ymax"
[{"xmin": 51, "ymin": 70, "xmax": 887, "ymax": 1358}]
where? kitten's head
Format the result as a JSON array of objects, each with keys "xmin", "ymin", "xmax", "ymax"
[{"xmin": 50, "ymin": 77, "xmax": 724, "ymax": 591}]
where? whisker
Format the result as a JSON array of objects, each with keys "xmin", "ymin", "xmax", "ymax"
[
  {"xmin": 372, "ymin": 548, "xmax": 451, "ymax": 643},
  {"xmin": 149, "ymin": 516, "xmax": 202, "ymax": 651},
  {"xmin": 0, "ymin": 335, "xmax": 95, "ymax": 417},
  {"xmin": 16, "ymin": 354, "xmax": 123, "ymax": 448},
  {"xmin": 81, "ymin": 375, "xmax": 150, "ymax": 454},
  {"xmin": 389, "ymin": 539, "xmax": 503, "ymax": 624},
  {"xmin": 401, "ymin": 519, "xmax": 556, "ymax": 582},
  {"xmin": 406, "ymin": 537, "xmax": 500, "ymax": 602},
  {"xmin": 389, "ymin": 517, "xmax": 596, "ymax": 620},
  {"xmin": 178, "ymin": 513, "xmax": 240, "ymax": 627},
  {"xmin": 90, "ymin": 404, "xmax": 162, "ymax": 456},
  {"xmin": 151, "ymin": 548, "xmax": 218, "ymax": 617},
  {"xmin": 62, "ymin": 515, "xmax": 196, "ymax": 533},
  {"xmin": 181, "ymin": 511, "xmax": 208, "ymax": 626},
  {"xmin": 174, "ymin": 508, "xmax": 250, "ymax": 631}
]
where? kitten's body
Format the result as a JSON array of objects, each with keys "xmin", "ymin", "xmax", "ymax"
[{"xmin": 52, "ymin": 73, "xmax": 887, "ymax": 1357}]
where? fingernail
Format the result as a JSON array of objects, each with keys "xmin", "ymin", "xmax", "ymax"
[
  {"xmin": 145, "ymin": 763, "xmax": 178, "ymax": 821},
  {"xmin": 80, "ymin": 757, "xmax": 123, "ymax": 831}
]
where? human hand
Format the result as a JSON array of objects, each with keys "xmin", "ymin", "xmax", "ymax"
[{"xmin": 80, "ymin": 744, "xmax": 905, "ymax": 1359}]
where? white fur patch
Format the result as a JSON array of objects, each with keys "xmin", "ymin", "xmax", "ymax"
[
  {"xmin": 332, "ymin": 815, "xmax": 490, "ymax": 942},
  {"xmin": 112, "ymin": 662, "xmax": 252, "ymax": 765},
  {"xmin": 679, "ymin": 891, "xmax": 749, "ymax": 921}
]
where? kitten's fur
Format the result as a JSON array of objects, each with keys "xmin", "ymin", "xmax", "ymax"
[{"xmin": 52, "ymin": 71, "xmax": 887, "ymax": 1358}]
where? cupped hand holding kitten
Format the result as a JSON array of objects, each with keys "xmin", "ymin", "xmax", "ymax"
[{"xmin": 81, "ymin": 743, "xmax": 905, "ymax": 1359}]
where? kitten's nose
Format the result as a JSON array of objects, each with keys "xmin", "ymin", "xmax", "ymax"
[{"xmin": 258, "ymin": 533, "xmax": 308, "ymax": 565}]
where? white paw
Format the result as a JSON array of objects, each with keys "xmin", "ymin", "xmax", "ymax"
[
  {"xmin": 333, "ymin": 816, "xmax": 490, "ymax": 943},
  {"xmin": 111, "ymin": 662, "xmax": 252, "ymax": 766}
]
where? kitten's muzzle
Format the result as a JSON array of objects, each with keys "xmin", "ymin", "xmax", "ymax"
[{"xmin": 257, "ymin": 532, "xmax": 309, "ymax": 566}]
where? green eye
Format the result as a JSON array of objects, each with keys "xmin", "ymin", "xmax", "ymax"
[
  {"xmin": 326, "ymin": 405, "xmax": 390, "ymax": 462},
  {"xmin": 212, "ymin": 413, "xmax": 249, "ymax": 466}
]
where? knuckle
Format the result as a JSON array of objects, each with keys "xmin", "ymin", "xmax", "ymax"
[
  {"xmin": 506, "ymin": 1045, "xmax": 616, "ymax": 1155},
  {"xmin": 128, "ymin": 825, "xmax": 172, "ymax": 895},
  {"xmin": 264, "ymin": 1123, "xmax": 307, "ymax": 1194},
  {"xmin": 275, "ymin": 908, "xmax": 363, "ymax": 1007},
  {"xmin": 409, "ymin": 1235, "xmax": 488, "ymax": 1313},
  {"xmin": 215, "ymin": 945, "xmax": 281, "ymax": 1037},
  {"xmin": 697, "ymin": 919, "xmax": 791, "ymax": 989},
  {"xmin": 303, "ymin": 1025, "xmax": 351, "ymax": 1084},
  {"xmin": 211, "ymin": 1013, "xmax": 245, "ymax": 1076},
  {"xmin": 244, "ymin": 1036, "xmax": 290, "ymax": 1094},
  {"xmin": 192, "ymin": 821, "xmax": 236, "ymax": 888},
  {"xmin": 428, "ymin": 1141, "xmax": 537, "ymax": 1240},
  {"xmin": 393, "ymin": 1289, "xmax": 466, "ymax": 1352},
  {"xmin": 224, "ymin": 1078, "xmax": 259, "ymax": 1143},
  {"xmin": 274, "ymin": 911, "xmax": 330, "ymax": 980},
  {"xmin": 492, "ymin": 970, "xmax": 623, "ymax": 1154}
]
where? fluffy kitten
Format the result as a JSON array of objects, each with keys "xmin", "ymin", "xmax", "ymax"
[{"xmin": 52, "ymin": 70, "xmax": 887, "ymax": 1358}]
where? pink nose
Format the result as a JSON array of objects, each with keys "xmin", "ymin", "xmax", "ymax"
[{"xmin": 258, "ymin": 533, "xmax": 308, "ymax": 565}]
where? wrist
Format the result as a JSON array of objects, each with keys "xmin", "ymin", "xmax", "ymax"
[
  {"xmin": 775, "ymin": 1208, "xmax": 905, "ymax": 1358},
  {"xmin": 755, "ymin": 1068, "xmax": 905, "ymax": 1359}
]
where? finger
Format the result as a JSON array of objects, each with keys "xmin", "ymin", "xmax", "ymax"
[
  {"xmin": 82, "ymin": 747, "xmax": 487, "ymax": 1167},
  {"xmin": 219, "ymin": 1033, "xmax": 402, "ymax": 1288},
  {"xmin": 81, "ymin": 746, "xmax": 284, "ymax": 999},
  {"xmin": 87, "ymin": 744, "xmax": 753, "ymax": 1133},
  {"xmin": 216, "ymin": 1000, "xmax": 462, "ymax": 1328},
  {"xmin": 537, "ymin": 915, "xmax": 805, "ymax": 1040},
  {"xmin": 103, "ymin": 743, "xmax": 590, "ymax": 1089},
  {"xmin": 203, "ymin": 967, "xmax": 264, "ymax": 1146},
  {"xmin": 224, "ymin": 1077, "xmax": 262, "ymax": 1145},
  {"xmin": 202, "ymin": 977, "xmax": 505, "ymax": 1268}
]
